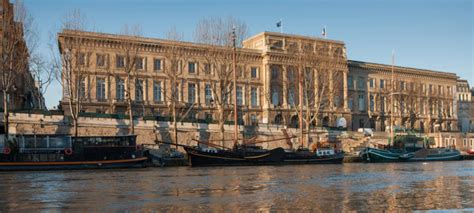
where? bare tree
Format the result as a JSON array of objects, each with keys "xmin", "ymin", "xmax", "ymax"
[
  {"xmin": 0, "ymin": 0, "xmax": 34, "ymax": 135},
  {"xmin": 160, "ymin": 27, "xmax": 194, "ymax": 146},
  {"xmin": 118, "ymin": 25, "xmax": 142, "ymax": 134},
  {"xmin": 193, "ymin": 16, "xmax": 248, "ymax": 47},
  {"xmin": 193, "ymin": 17, "xmax": 248, "ymax": 146},
  {"xmin": 52, "ymin": 9, "xmax": 89, "ymax": 136}
]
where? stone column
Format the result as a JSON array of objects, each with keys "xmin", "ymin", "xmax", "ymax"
[
  {"xmin": 343, "ymin": 70, "xmax": 348, "ymax": 111},
  {"xmin": 282, "ymin": 65, "xmax": 288, "ymax": 108}
]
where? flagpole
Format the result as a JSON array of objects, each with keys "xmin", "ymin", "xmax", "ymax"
[{"xmin": 280, "ymin": 19, "xmax": 283, "ymax": 33}]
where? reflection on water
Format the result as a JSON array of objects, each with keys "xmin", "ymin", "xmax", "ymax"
[{"xmin": 0, "ymin": 161, "xmax": 473, "ymax": 211}]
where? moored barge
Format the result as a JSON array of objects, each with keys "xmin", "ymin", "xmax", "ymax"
[{"xmin": 0, "ymin": 134, "xmax": 148, "ymax": 171}]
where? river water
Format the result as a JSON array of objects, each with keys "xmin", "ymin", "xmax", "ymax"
[{"xmin": 0, "ymin": 161, "xmax": 473, "ymax": 212}]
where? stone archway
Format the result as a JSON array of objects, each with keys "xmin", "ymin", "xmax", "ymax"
[
  {"xmin": 289, "ymin": 115, "xmax": 299, "ymax": 128},
  {"xmin": 274, "ymin": 114, "xmax": 283, "ymax": 125},
  {"xmin": 322, "ymin": 116, "xmax": 330, "ymax": 127}
]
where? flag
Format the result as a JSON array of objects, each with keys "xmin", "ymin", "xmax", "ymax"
[
  {"xmin": 322, "ymin": 26, "xmax": 327, "ymax": 38},
  {"xmin": 276, "ymin": 20, "xmax": 282, "ymax": 28}
]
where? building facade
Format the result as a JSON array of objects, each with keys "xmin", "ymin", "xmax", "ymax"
[
  {"xmin": 349, "ymin": 61, "xmax": 458, "ymax": 132},
  {"xmin": 456, "ymin": 79, "xmax": 472, "ymax": 132},
  {"xmin": 0, "ymin": 0, "xmax": 42, "ymax": 111},
  {"xmin": 59, "ymin": 30, "xmax": 463, "ymax": 133}
]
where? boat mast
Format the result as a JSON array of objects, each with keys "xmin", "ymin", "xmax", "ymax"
[
  {"xmin": 390, "ymin": 50, "xmax": 395, "ymax": 146},
  {"xmin": 232, "ymin": 27, "xmax": 238, "ymax": 147},
  {"xmin": 299, "ymin": 56, "xmax": 304, "ymax": 148}
]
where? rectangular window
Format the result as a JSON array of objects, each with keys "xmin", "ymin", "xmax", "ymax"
[
  {"xmin": 153, "ymin": 81, "xmax": 162, "ymax": 102},
  {"xmin": 410, "ymin": 82, "xmax": 416, "ymax": 91},
  {"xmin": 204, "ymin": 63, "xmax": 211, "ymax": 74},
  {"xmin": 288, "ymin": 88, "xmax": 296, "ymax": 106},
  {"xmin": 96, "ymin": 78, "xmax": 106, "ymax": 101},
  {"xmin": 96, "ymin": 54, "xmax": 105, "ymax": 67},
  {"xmin": 380, "ymin": 79, "xmax": 385, "ymax": 89},
  {"xmin": 400, "ymin": 81, "xmax": 405, "ymax": 90},
  {"xmin": 369, "ymin": 79, "xmax": 375, "ymax": 88},
  {"xmin": 237, "ymin": 66, "xmax": 244, "ymax": 78},
  {"xmin": 357, "ymin": 77, "xmax": 365, "ymax": 90},
  {"xmin": 236, "ymin": 86, "xmax": 243, "ymax": 106},
  {"xmin": 116, "ymin": 55, "xmax": 125, "ymax": 68},
  {"xmin": 348, "ymin": 98, "xmax": 353, "ymax": 110},
  {"xmin": 369, "ymin": 95, "xmax": 374, "ymax": 112},
  {"xmin": 154, "ymin": 59, "xmax": 162, "ymax": 71},
  {"xmin": 251, "ymin": 67, "xmax": 258, "ymax": 78},
  {"xmin": 78, "ymin": 53, "xmax": 85, "ymax": 65},
  {"xmin": 79, "ymin": 77, "xmax": 86, "ymax": 99},
  {"xmin": 271, "ymin": 67, "xmax": 279, "ymax": 79},
  {"xmin": 188, "ymin": 62, "xmax": 196, "ymax": 74},
  {"xmin": 205, "ymin": 84, "xmax": 212, "ymax": 105},
  {"xmin": 188, "ymin": 83, "xmax": 196, "ymax": 103},
  {"xmin": 135, "ymin": 80, "xmax": 143, "ymax": 101},
  {"xmin": 348, "ymin": 75, "xmax": 354, "ymax": 89},
  {"xmin": 116, "ymin": 78, "xmax": 124, "ymax": 101},
  {"xmin": 251, "ymin": 87, "xmax": 258, "ymax": 107},
  {"xmin": 358, "ymin": 94, "xmax": 365, "ymax": 111},
  {"xmin": 135, "ymin": 57, "xmax": 144, "ymax": 70}
]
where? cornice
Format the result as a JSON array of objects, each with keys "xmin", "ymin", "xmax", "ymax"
[{"xmin": 348, "ymin": 60, "xmax": 458, "ymax": 81}]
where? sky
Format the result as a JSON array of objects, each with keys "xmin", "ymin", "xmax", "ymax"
[{"xmin": 22, "ymin": 0, "xmax": 473, "ymax": 109}]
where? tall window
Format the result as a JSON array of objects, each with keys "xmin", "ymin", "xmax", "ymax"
[
  {"xmin": 205, "ymin": 84, "xmax": 212, "ymax": 105},
  {"xmin": 188, "ymin": 62, "xmax": 196, "ymax": 74},
  {"xmin": 77, "ymin": 53, "xmax": 85, "ymax": 65},
  {"xmin": 79, "ymin": 77, "xmax": 86, "ymax": 99},
  {"xmin": 357, "ymin": 77, "xmax": 365, "ymax": 90},
  {"xmin": 135, "ymin": 57, "xmax": 144, "ymax": 70},
  {"xmin": 348, "ymin": 75, "xmax": 354, "ymax": 89},
  {"xmin": 348, "ymin": 98, "xmax": 353, "ymax": 110},
  {"xmin": 272, "ymin": 89, "xmax": 280, "ymax": 106},
  {"xmin": 251, "ymin": 87, "xmax": 258, "ymax": 107},
  {"xmin": 116, "ymin": 55, "xmax": 124, "ymax": 68},
  {"xmin": 116, "ymin": 78, "xmax": 124, "ymax": 101},
  {"xmin": 188, "ymin": 83, "xmax": 196, "ymax": 103},
  {"xmin": 380, "ymin": 79, "xmax": 385, "ymax": 89},
  {"xmin": 135, "ymin": 80, "xmax": 143, "ymax": 101},
  {"xmin": 369, "ymin": 78, "xmax": 375, "ymax": 88},
  {"xmin": 251, "ymin": 67, "xmax": 258, "ymax": 78},
  {"xmin": 358, "ymin": 94, "xmax": 365, "ymax": 111},
  {"xmin": 203, "ymin": 63, "xmax": 211, "ymax": 74},
  {"xmin": 153, "ymin": 81, "xmax": 162, "ymax": 102},
  {"xmin": 271, "ymin": 67, "xmax": 279, "ymax": 79},
  {"xmin": 236, "ymin": 86, "xmax": 243, "ymax": 106},
  {"xmin": 369, "ymin": 95, "xmax": 374, "ymax": 112},
  {"xmin": 96, "ymin": 78, "xmax": 106, "ymax": 101},
  {"xmin": 400, "ymin": 81, "xmax": 405, "ymax": 90},
  {"xmin": 96, "ymin": 54, "xmax": 105, "ymax": 67},
  {"xmin": 154, "ymin": 59, "xmax": 162, "ymax": 71},
  {"xmin": 288, "ymin": 88, "xmax": 296, "ymax": 106}
]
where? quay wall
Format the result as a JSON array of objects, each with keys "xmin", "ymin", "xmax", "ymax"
[{"xmin": 3, "ymin": 113, "xmax": 474, "ymax": 153}]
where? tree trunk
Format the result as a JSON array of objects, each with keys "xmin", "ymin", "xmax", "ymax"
[
  {"xmin": 218, "ymin": 108, "xmax": 225, "ymax": 147},
  {"xmin": 305, "ymin": 122, "xmax": 311, "ymax": 148},
  {"xmin": 127, "ymin": 76, "xmax": 134, "ymax": 135},
  {"xmin": 73, "ymin": 117, "xmax": 78, "ymax": 137},
  {"xmin": 172, "ymin": 103, "xmax": 178, "ymax": 149},
  {"xmin": 128, "ymin": 98, "xmax": 134, "ymax": 134},
  {"xmin": 3, "ymin": 90, "xmax": 9, "ymax": 137}
]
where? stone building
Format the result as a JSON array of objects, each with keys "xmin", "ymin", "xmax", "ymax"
[
  {"xmin": 58, "ymin": 29, "xmax": 462, "ymax": 133},
  {"xmin": 456, "ymin": 79, "xmax": 471, "ymax": 132},
  {"xmin": 348, "ymin": 61, "xmax": 458, "ymax": 132},
  {"xmin": 0, "ymin": 0, "xmax": 42, "ymax": 111}
]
